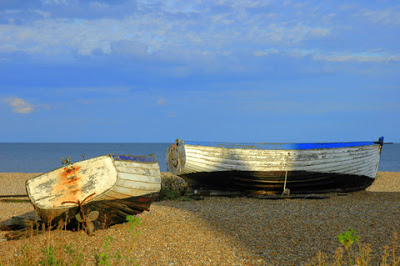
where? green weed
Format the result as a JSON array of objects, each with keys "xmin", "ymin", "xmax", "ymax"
[
  {"xmin": 313, "ymin": 229, "xmax": 400, "ymax": 266},
  {"xmin": 94, "ymin": 236, "xmax": 113, "ymax": 265},
  {"xmin": 160, "ymin": 187, "xmax": 181, "ymax": 200},
  {"xmin": 39, "ymin": 246, "xmax": 60, "ymax": 265},
  {"xmin": 5, "ymin": 214, "xmax": 142, "ymax": 265},
  {"xmin": 93, "ymin": 215, "xmax": 141, "ymax": 265},
  {"xmin": 160, "ymin": 187, "xmax": 193, "ymax": 201},
  {"xmin": 337, "ymin": 227, "xmax": 362, "ymax": 265}
]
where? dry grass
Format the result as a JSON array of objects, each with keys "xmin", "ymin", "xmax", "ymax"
[
  {"xmin": 309, "ymin": 231, "xmax": 400, "ymax": 266},
  {"xmin": 1, "ymin": 215, "xmax": 141, "ymax": 265}
]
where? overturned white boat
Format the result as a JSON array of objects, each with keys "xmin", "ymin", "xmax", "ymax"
[{"xmin": 26, "ymin": 154, "xmax": 161, "ymax": 230}]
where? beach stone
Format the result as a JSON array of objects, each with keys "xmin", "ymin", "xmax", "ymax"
[{"xmin": 160, "ymin": 172, "xmax": 189, "ymax": 195}]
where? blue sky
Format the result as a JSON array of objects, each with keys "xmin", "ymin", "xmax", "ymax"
[{"xmin": 0, "ymin": 0, "xmax": 399, "ymax": 143}]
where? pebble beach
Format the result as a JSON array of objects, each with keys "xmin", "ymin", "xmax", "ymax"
[{"xmin": 1, "ymin": 172, "xmax": 400, "ymax": 265}]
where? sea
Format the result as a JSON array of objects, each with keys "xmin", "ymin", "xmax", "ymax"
[{"xmin": 0, "ymin": 143, "xmax": 399, "ymax": 173}]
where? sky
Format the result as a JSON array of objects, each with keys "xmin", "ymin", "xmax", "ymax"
[{"xmin": 0, "ymin": 0, "xmax": 399, "ymax": 143}]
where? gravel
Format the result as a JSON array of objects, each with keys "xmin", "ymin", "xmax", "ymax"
[{"xmin": 0, "ymin": 172, "xmax": 399, "ymax": 265}]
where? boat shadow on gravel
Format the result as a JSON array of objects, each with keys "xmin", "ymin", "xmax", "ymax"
[{"xmin": 155, "ymin": 190, "xmax": 400, "ymax": 264}]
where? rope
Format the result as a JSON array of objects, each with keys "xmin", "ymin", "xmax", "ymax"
[{"xmin": 282, "ymin": 153, "xmax": 291, "ymax": 196}]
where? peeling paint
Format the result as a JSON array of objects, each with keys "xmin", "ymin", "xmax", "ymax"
[
  {"xmin": 53, "ymin": 165, "xmax": 83, "ymax": 206},
  {"xmin": 26, "ymin": 154, "xmax": 161, "ymax": 227}
]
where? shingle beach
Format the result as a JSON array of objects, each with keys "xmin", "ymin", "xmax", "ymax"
[{"xmin": 1, "ymin": 172, "xmax": 400, "ymax": 265}]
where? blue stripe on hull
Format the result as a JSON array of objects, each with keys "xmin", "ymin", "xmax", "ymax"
[
  {"xmin": 112, "ymin": 154, "xmax": 158, "ymax": 163},
  {"xmin": 184, "ymin": 140, "xmax": 379, "ymax": 150}
]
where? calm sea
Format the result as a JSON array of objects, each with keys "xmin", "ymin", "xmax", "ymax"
[{"xmin": 0, "ymin": 143, "xmax": 399, "ymax": 173}]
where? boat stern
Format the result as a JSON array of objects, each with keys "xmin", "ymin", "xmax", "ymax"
[{"xmin": 166, "ymin": 139, "xmax": 186, "ymax": 175}]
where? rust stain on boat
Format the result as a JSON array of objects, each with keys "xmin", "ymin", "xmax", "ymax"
[
  {"xmin": 60, "ymin": 166, "xmax": 81, "ymax": 182},
  {"xmin": 53, "ymin": 165, "xmax": 83, "ymax": 206}
]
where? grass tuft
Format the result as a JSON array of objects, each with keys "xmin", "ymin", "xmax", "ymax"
[
  {"xmin": 311, "ymin": 229, "xmax": 400, "ymax": 266},
  {"xmin": 1, "ymin": 214, "xmax": 142, "ymax": 265}
]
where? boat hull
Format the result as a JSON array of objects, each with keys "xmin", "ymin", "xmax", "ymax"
[
  {"xmin": 166, "ymin": 139, "xmax": 383, "ymax": 194},
  {"xmin": 180, "ymin": 171, "xmax": 374, "ymax": 194},
  {"xmin": 26, "ymin": 154, "xmax": 161, "ymax": 226}
]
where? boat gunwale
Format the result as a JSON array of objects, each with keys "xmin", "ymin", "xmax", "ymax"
[{"xmin": 183, "ymin": 140, "xmax": 381, "ymax": 150}]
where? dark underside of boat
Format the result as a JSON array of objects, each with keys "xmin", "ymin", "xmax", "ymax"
[
  {"xmin": 86, "ymin": 192, "xmax": 160, "ymax": 228},
  {"xmin": 46, "ymin": 192, "xmax": 160, "ymax": 230},
  {"xmin": 180, "ymin": 171, "xmax": 374, "ymax": 195}
]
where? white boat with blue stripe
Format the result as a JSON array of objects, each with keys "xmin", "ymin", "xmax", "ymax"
[{"xmin": 166, "ymin": 137, "xmax": 385, "ymax": 194}]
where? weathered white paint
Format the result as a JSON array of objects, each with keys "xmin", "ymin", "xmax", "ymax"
[
  {"xmin": 114, "ymin": 160, "xmax": 161, "ymax": 172},
  {"xmin": 26, "ymin": 154, "xmax": 161, "ymax": 211},
  {"xmin": 26, "ymin": 156, "xmax": 118, "ymax": 209},
  {"xmin": 169, "ymin": 142, "xmax": 382, "ymax": 179},
  {"xmin": 115, "ymin": 177, "xmax": 161, "ymax": 191},
  {"xmin": 117, "ymin": 172, "xmax": 161, "ymax": 184}
]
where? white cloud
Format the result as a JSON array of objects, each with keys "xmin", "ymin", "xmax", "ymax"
[
  {"xmin": 286, "ymin": 49, "xmax": 400, "ymax": 63},
  {"xmin": 3, "ymin": 97, "xmax": 34, "ymax": 114},
  {"xmin": 0, "ymin": 1, "xmax": 332, "ymax": 58},
  {"xmin": 313, "ymin": 52, "xmax": 400, "ymax": 63},
  {"xmin": 254, "ymin": 49, "xmax": 279, "ymax": 56},
  {"xmin": 2, "ymin": 0, "xmax": 398, "ymax": 73},
  {"xmin": 0, "ymin": 18, "xmax": 133, "ymax": 55},
  {"xmin": 260, "ymin": 24, "xmax": 330, "ymax": 45},
  {"xmin": 362, "ymin": 7, "xmax": 400, "ymax": 25},
  {"xmin": 41, "ymin": 0, "xmax": 69, "ymax": 5},
  {"xmin": 156, "ymin": 97, "xmax": 167, "ymax": 105},
  {"xmin": 33, "ymin": 9, "xmax": 52, "ymax": 18},
  {"xmin": 54, "ymin": 86, "xmax": 132, "ymax": 95},
  {"xmin": 167, "ymin": 112, "xmax": 176, "ymax": 118}
]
